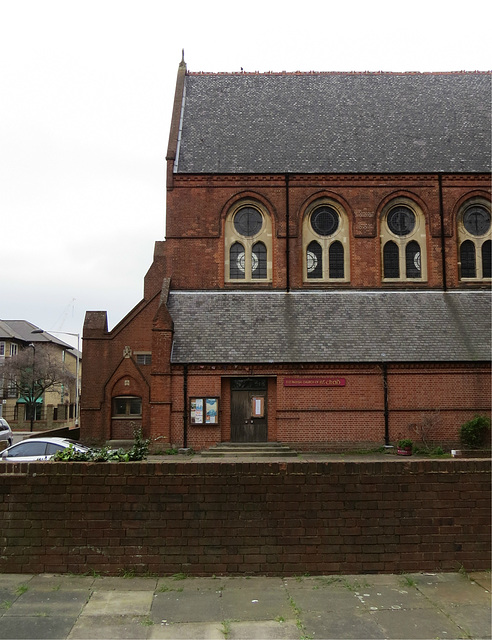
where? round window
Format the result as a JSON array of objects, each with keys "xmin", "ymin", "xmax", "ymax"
[
  {"xmin": 311, "ymin": 206, "xmax": 339, "ymax": 236},
  {"xmin": 463, "ymin": 205, "xmax": 491, "ymax": 236},
  {"xmin": 387, "ymin": 206, "xmax": 416, "ymax": 236},
  {"xmin": 234, "ymin": 207, "xmax": 263, "ymax": 237}
]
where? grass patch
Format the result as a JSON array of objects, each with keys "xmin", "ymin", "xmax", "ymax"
[{"xmin": 172, "ymin": 572, "xmax": 188, "ymax": 581}]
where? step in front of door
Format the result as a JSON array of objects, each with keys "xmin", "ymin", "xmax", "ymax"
[{"xmin": 200, "ymin": 442, "xmax": 297, "ymax": 457}]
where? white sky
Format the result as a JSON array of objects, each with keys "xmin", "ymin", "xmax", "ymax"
[{"xmin": 1, "ymin": 0, "xmax": 491, "ymax": 349}]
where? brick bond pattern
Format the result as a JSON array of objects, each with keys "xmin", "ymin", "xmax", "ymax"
[{"xmin": 1, "ymin": 460, "xmax": 489, "ymax": 576}]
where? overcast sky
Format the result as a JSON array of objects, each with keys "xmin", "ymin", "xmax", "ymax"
[{"xmin": 2, "ymin": 0, "xmax": 491, "ymax": 349}]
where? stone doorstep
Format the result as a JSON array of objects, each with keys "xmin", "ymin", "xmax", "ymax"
[{"xmin": 200, "ymin": 443, "xmax": 297, "ymax": 457}]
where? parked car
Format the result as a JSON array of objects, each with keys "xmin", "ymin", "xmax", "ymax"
[
  {"xmin": 0, "ymin": 437, "xmax": 91, "ymax": 462},
  {"xmin": 0, "ymin": 418, "xmax": 13, "ymax": 447}
]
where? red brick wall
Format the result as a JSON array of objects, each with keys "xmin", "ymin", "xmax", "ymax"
[
  {"xmin": 166, "ymin": 364, "xmax": 490, "ymax": 451},
  {"xmin": 163, "ymin": 173, "xmax": 490, "ymax": 291},
  {"xmin": 0, "ymin": 460, "xmax": 489, "ymax": 576}
]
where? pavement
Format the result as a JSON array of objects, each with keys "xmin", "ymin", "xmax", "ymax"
[{"xmin": 0, "ymin": 571, "xmax": 490, "ymax": 640}]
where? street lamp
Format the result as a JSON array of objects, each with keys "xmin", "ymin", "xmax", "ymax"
[
  {"xmin": 31, "ymin": 329, "xmax": 80, "ymax": 427},
  {"xmin": 28, "ymin": 343, "xmax": 35, "ymax": 432}
]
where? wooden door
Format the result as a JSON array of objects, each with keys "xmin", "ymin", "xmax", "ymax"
[{"xmin": 230, "ymin": 378, "xmax": 267, "ymax": 443}]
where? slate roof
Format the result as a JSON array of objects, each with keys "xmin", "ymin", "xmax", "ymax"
[
  {"xmin": 175, "ymin": 72, "xmax": 491, "ymax": 174},
  {"xmin": 0, "ymin": 320, "xmax": 72, "ymax": 349},
  {"xmin": 167, "ymin": 291, "xmax": 491, "ymax": 364}
]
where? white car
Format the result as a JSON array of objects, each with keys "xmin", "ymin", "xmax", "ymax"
[
  {"xmin": 0, "ymin": 437, "xmax": 91, "ymax": 462},
  {"xmin": 0, "ymin": 418, "xmax": 13, "ymax": 447}
]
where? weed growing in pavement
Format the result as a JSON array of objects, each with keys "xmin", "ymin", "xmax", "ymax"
[
  {"xmin": 1, "ymin": 601, "xmax": 12, "ymax": 610},
  {"xmin": 82, "ymin": 569, "xmax": 101, "ymax": 578},
  {"xmin": 342, "ymin": 577, "xmax": 370, "ymax": 592},
  {"xmin": 172, "ymin": 572, "xmax": 188, "ymax": 581},
  {"xmin": 400, "ymin": 574, "xmax": 417, "ymax": 588},
  {"xmin": 315, "ymin": 576, "xmax": 343, "ymax": 588},
  {"xmin": 220, "ymin": 619, "xmax": 233, "ymax": 638},
  {"xmin": 157, "ymin": 585, "xmax": 184, "ymax": 593},
  {"xmin": 16, "ymin": 585, "xmax": 28, "ymax": 596}
]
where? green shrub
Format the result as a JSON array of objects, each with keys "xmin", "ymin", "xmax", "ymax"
[
  {"xmin": 459, "ymin": 415, "xmax": 491, "ymax": 449},
  {"xmin": 397, "ymin": 439, "xmax": 413, "ymax": 449},
  {"xmin": 53, "ymin": 428, "xmax": 150, "ymax": 462}
]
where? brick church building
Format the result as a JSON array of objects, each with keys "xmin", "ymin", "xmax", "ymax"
[{"xmin": 81, "ymin": 60, "xmax": 491, "ymax": 451}]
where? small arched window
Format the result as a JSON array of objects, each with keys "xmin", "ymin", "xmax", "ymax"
[
  {"xmin": 307, "ymin": 241, "xmax": 323, "ymax": 279},
  {"xmin": 252, "ymin": 242, "xmax": 267, "ymax": 279},
  {"xmin": 302, "ymin": 199, "xmax": 350, "ymax": 282},
  {"xmin": 230, "ymin": 242, "xmax": 245, "ymax": 280},
  {"xmin": 457, "ymin": 199, "xmax": 491, "ymax": 281},
  {"xmin": 482, "ymin": 240, "xmax": 491, "ymax": 279},
  {"xmin": 225, "ymin": 201, "xmax": 272, "ymax": 283},
  {"xmin": 405, "ymin": 241, "xmax": 421, "ymax": 279},
  {"xmin": 460, "ymin": 240, "xmax": 476, "ymax": 278},
  {"xmin": 383, "ymin": 241, "xmax": 400, "ymax": 278},
  {"xmin": 329, "ymin": 241, "xmax": 344, "ymax": 279},
  {"xmin": 112, "ymin": 396, "xmax": 142, "ymax": 417},
  {"xmin": 381, "ymin": 199, "xmax": 427, "ymax": 282}
]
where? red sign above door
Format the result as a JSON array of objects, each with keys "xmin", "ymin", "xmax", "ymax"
[{"xmin": 283, "ymin": 377, "xmax": 346, "ymax": 387}]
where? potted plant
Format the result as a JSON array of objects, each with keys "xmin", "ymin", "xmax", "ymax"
[{"xmin": 397, "ymin": 439, "xmax": 413, "ymax": 456}]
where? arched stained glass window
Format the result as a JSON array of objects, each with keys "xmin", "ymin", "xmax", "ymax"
[
  {"xmin": 381, "ymin": 199, "xmax": 427, "ymax": 282},
  {"xmin": 482, "ymin": 240, "xmax": 491, "ymax": 279},
  {"xmin": 457, "ymin": 199, "xmax": 491, "ymax": 281},
  {"xmin": 226, "ymin": 201, "xmax": 272, "ymax": 283},
  {"xmin": 307, "ymin": 241, "xmax": 323, "ymax": 279},
  {"xmin": 329, "ymin": 241, "xmax": 344, "ymax": 279},
  {"xmin": 252, "ymin": 242, "xmax": 267, "ymax": 279},
  {"xmin": 230, "ymin": 242, "xmax": 245, "ymax": 279},
  {"xmin": 405, "ymin": 241, "xmax": 421, "ymax": 279},
  {"xmin": 302, "ymin": 199, "xmax": 350, "ymax": 283},
  {"xmin": 460, "ymin": 240, "xmax": 476, "ymax": 278},
  {"xmin": 383, "ymin": 241, "xmax": 400, "ymax": 279}
]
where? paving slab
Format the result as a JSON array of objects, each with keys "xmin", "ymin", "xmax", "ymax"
[
  {"xmin": 2, "ymin": 586, "xmax": 90, "ymax": 617},
  {"xmin": 147, "ymin": 621, "xmax": 226, "ymax": 639},
  {"xmin": 368, "ymin": 607, "xmax": 464, "ymax": 639},
  {"xmin": 68, "ymin": 614, "xmax": 149, "ymax": 639},
  {"xmin": 0, "ymin": 574, "xmax": 34, "ymax": 607},
  {"xmin": 302, "ymin": 610, "xmax": 385, "ymax": 639},
  {"xmin": 82, "ymin": 589, "xmax": 154, "ymax": 615},
  {"xmin": 27, "ymin": 574, "xmax": 96, "ymax": 591},
  {"xmin": 469, "ymin": 571, "xmax": 492, "ymax": 592},
  {"xmin": 410, "ymin": 572, "xmax": 492, "ymax": 606},
  {"xmin": 0, "ymin": 615, "xmax": 76, "ymax": 640},
  {"xmin": 91, "ymin": 576, "xmax": 159, "ymax": 591},
  {"xmin": 227, "ymin": 620, "xmax": 300, "ymax": 639},
  {"xmin": 151, "ymin": 585, "xmax": 224, "ymax": 624},
  {"xmin": 218, "ymin": 577, "xmax": 291, "ymax": 622}
]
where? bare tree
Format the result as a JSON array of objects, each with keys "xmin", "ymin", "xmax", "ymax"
[{"xmin": 0, "ymin": 344, "xmax": 75, "ymax": 431}]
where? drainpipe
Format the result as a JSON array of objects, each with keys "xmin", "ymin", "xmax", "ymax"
[
  {"xmin": 382, "ymin": 362, "xmax": 389, "ymax": 445},
  {"xmin": 438, "ymin": 173, "xmax": 447, "ymax": 291},
  {"xmin": 183, "ymin": 364, "xmax": 188, "ymax": 448},
  {"xmin": 285, "ymin": 173, "xmax": 291, "ymax": 292}
]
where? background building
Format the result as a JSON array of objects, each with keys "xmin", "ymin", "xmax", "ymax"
[
  {"xmin": 0, "ymin": 321, "xmax": 80, "ymax": 431},
  {"xmin": 81, "ymin": 62, "xmax": 491, "ymax": 451}
]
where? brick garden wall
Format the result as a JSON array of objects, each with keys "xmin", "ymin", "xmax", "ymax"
[{"xmin": 0, "ymin": 459, "xmax": 489, "ymax": 576}]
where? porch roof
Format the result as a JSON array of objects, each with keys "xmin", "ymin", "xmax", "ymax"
[{"xmin": 167, "ymin": 290, "xmax": 491, "ymax": 364}]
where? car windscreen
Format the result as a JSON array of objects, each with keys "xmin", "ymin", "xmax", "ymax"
[{"xmin": 6, "ymin": 441, "xmax": 48, "ymax": 457}]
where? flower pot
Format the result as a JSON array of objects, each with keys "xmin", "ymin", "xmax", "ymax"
[{"xmin": 397, "ymin": 446, "xmax": 412, "ymax": 456}]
